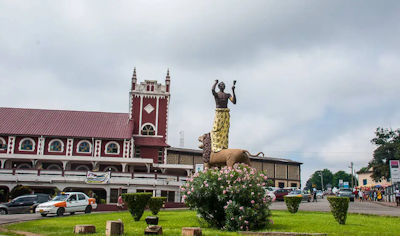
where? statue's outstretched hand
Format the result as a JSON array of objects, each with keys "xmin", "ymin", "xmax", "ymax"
[{"xmin": 215, "ymin": 79, "xmax": 219, "ymax": 84}]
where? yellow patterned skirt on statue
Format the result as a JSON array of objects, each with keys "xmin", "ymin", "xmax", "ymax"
[{"xmin": 211, "ymin": 108, "xmax": 230, "ymax": 152}]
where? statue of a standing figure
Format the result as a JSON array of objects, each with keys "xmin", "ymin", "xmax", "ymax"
[{"xmin": 211, "ymin": 80, "xmax": 237, "ymax": 152}]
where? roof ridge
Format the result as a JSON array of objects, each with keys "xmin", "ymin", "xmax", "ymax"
[{"xmin": 0, "ymin": 107, "xmax": 129, "ymax": 115}]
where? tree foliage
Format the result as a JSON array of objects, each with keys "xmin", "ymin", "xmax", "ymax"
[
  {"xmin": 305, "ymin": 169, "xmax": 333, "ymax": 190},
  {"xmin": 305, "ymin": 169, "xmax": 357, "ymax": 190},
  {"xmin": 369, "ymin": 127, "xmax": 400, "ymax": 181}
]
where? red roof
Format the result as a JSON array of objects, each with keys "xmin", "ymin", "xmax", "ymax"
[
  {"xmin": 0, "ymin": 107, "xmax": 134, "ymax": 139},
  {"xmin": 134, "ymin": 137, "xmax": 169, "ymax": 147}
]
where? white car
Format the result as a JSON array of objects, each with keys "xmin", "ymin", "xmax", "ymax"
[
  {"xmin": 35, "ymin": 192, "xmax": 97, "ymax": 217},
  {"xmin": 263, "ymin": 187, "xmax": 276, "ymax": 202}
]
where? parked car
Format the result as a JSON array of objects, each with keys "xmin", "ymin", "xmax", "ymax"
[
  {"xmin": 0, "ymin": 194, "xmax": 51, "ymax": 215},
  {"xmin": 287, "ymin": 190, "xmax": 311, "ymax": 202},
  {"xmin": 35, "ymin": 192, "xmax": 97, "ymax": 217},
  {"xmin": 273, "ymin": 188, "xmax": 292, "ymax": 201},
  {"xmin": 337, "ymin": 188, "xmax": 355, "ymax": 202},
  {"xmin": 263, "ymin": 187, "xmax": 276, "ymax": 202},
  {"xmin": 316, "ymin": 190, "xmax": 324, "ymax": 199}
]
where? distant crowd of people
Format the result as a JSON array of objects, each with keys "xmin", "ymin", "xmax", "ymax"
[{"xmin": 355, "ymin": 188, "xmax": 384, "ymax": 202}]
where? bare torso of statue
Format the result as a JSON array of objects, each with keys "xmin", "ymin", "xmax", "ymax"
[{"xmin": 212, "ymin": 80, "xmax": 236, "ymax": 108}]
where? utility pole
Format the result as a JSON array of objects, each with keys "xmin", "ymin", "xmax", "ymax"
[
  {"xmin": 319, "ymin": 170, "xmax": 324, "ymax": 191},
  {"xmin": 348, "ymin": 162, "xmax": 354, "ymax": 189}
]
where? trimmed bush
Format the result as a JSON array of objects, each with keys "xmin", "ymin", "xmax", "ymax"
[
  {"xmin": 122, "ymin": 193, "xmax": 152, "ymax": 221},
  {"xmin": 327, "ymin": 196, "xmax": 349, "ymax": 224},
  {"xmin": 148, "ymin": 197, "xmax": 167, "ymax": 215},
  {"xmin": 284, "ymin": 196, "xmax": 302, "ymax": 213},
  {"xmin": 181, "ymin": 163, "xmax": 271, "ymax": 231}
]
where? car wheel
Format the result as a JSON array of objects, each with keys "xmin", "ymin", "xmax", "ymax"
[
  {"xmin": 56, "ymin": 207, "xmax": 65, "ymax": 217},
  {"xmin": 0, "ymin": 208, "xmax": 7, "ymax": 215},
  {"xmin": 70, "ymin": 212, "xmax": 75, "ymax": 215},
  {"xmin": 40, "ymin": 213, "xmax": 47, "ymax": 217},
  {"xmin": 85, "ymin": 205, "xmax": 92, "ymax": 214},
  {"xmin": 308, "ymin": 198, "xmax": 310, "ymax": 202}
]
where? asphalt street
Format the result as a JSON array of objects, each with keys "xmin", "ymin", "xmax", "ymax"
[
  {"xmin": 0, "ymin": 199, "xmax": 399, "ymax": 226},
  {"xmin": 270, "ymin": 198, "xmax": 400, "ymax": 216}
]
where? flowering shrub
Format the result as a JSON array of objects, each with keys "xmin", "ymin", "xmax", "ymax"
[{"xmin": 181, "ymin": 164, "xmax": 271, "ymax": 231}]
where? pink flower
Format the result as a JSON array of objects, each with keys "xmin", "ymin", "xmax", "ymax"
[
  {"xmin": 205, "ymin": 183, "xmax": 209, "ymax": 187},
  {"xmin": 218, "ymin": 177, "xmax": 222, "ymax": 180},
  {"xmin": 223, "ymin": 190, "xmax": 227, "ymax": 194},
  {"xmin": 245, "ymin": 220, "xmax": 249, "ymax": 224},
  {"xmin": 231, "ymin": 217, "xmax": 234, "ymax": 220},
  {"xmin": 183, "ymin": 195, "xmax": 187, "ymax": 199},
  {"xmin": 239, "ymin": 206, "xmax": 244, "ymax": 211},
  {"xmin": 251, "ymin": 192, "xmax": 254, "ymax": 195},
  {"xmin": 187, "ymin": 191, "xmax": 191, "ymax": 195},
  {"xmin": 239, "ymin": 216, "xmax": 242, "ymax": 220},
  {"xmin": 224, "ymin": 205, "xmax": 228, "ymax": 209},
  {"xmin": 203, "ymin": 181, "xmax": 207, "ymax": 184},
  {"xmin": 251, "ymin": 200, "xmax": 255, "ymax": 204}
]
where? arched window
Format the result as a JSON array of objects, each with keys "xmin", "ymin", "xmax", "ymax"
[
  {"xmin": 19, "ymin": 138, "xmax": 35, "ymax": 151},
  {"xmin": 48, "ymin": 139, "xmax": 64, "ymax": 152},
  {"xmin": 77, "ymin": 140, "xmax": 92, "ymax": 153},
  {"xmin": 0, "ymin": 137, "xmax": 6, "ymax": 150},
  {"xmin": 47, "ymin": 164, "xmax": 62, "ymax": 170},
  {"xmin": 141, "ymin": 124, "xmax": 155, "ymax": 136},
  {"xmin": 16, "ymin": 163, "xmax": 32, "ymax": 169},
  {"xmin": 103, "ymin": 166, "xmax": 119, "ymax": 172},
  {"xmin": 105, "ymin": 141, "xmax": 120, "ymax": 154},
  {"xmin": 75, "ymin": 165, "xmax": 90, "ymax": 171}
]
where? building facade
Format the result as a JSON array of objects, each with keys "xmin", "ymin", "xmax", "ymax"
[{"xmin": 0, "ymin": 69, "xmax": 301, "ymax": 205}]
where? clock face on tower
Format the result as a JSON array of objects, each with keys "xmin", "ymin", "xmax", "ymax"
[{"xmin": 144, "ymin": 104, "xmax": 154, "ymax": 114}]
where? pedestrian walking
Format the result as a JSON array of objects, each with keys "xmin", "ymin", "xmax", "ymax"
[
  {"xmin": 358, "ymin": 190, "xmax": 363, "ymax": 202},
  {"xmin": 117, "ymin": 194, "xmax": 124, "ymax": 210},
  {"xmin": 312, "ymin": 188, "xmax": 317, "ymax": 202},
  {"xmin": 373, "ymin": 190, "xmax": 377, "ymax": 201},
  {"xmin": 395, "ymin": 188, "xmax": 400, "ymax": 206}
]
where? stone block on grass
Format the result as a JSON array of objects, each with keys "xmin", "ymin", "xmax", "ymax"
[
  {"xmin": 73, "ymin": 225, "xmax": 96, "ymax": 234},
  {"xmin": 182, "ymin": 227, "xmax": 202, "ymax": 236},
  {"xmin": 144, "ymin": 225, "xmax": 163, "ymax": 235},
  {"xmin": 105, "ymin": 220, "xmax": 124, "ymax": 236}
]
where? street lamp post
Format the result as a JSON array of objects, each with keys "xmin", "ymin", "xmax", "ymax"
[{"xmin": 319, "ymin": 171, "xmax": 324, "ymax": 191}]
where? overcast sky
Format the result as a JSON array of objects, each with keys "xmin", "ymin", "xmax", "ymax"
[{"xmin": 1, "ymin": 1, "xmax": 400, "ymax": 186}]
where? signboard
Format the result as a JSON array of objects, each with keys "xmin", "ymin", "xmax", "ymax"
[
  {"xmin": 390, "ymin": 160, "xmax": 400, "ymax": 183},
  {"xmin": 85, "ymin": 171, "xmax": 110, "ymax": 184},
  {"xmin": 195, "ymin": 164, "xmax": 204, "ymax": 173},
  {"xmin": 339, "ymin": 179, "xmax": 343, "ymax": 188},
  {"xmin": 343, "ymin": 182, "xmax": 349, "ymax": 188}
]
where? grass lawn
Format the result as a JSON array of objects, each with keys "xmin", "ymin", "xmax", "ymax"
[{"xmin": 5, "ymin": 210, "xmax": 400, "ymax": 236}]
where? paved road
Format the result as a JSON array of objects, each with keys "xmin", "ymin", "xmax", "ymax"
[
  {"xmin": 0, "ymin": 200, "xmax": 399, "ymax": 225},
  {"xmin": 0, "ymin": 212, "xmax": 87, "ymax": 225},
  {"xmin": 270, "ymin": 198, "xmax": 400, "ymax": 216}
]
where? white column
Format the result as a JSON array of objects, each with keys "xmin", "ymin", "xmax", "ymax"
[
  {"xmin": 155, "ymin": 96, "xmax": 159, "ymax": 135},
  {"xmin": 175, "ymin": 190, "xmax": 181, "ymax": 203},
  {"xmin": 106, "ymin": 187, "xmax": 111, "ymax": 204},
  {"xmin": 121, "ymin": 163, "xmax": 127, "ymax": 173},
  {"xmin": 138, "ymin": 95, "xmax": 143, "ymax": 134},
  {"xmin": 7, "ymin": 136, "xmax": 15, "ymax": 154},
  {"xmin": 37, "ymin": 137, "xmax": 45, "ymax": 155},
  {"xmin": 66, "ymin": 139, "xmax": 74, "ymax": 156},
  {"xmin": 156, "ymin": 189, "xmax": 161, "ymax": 197},
  {"xmin": 94, "ymin": 140, "xmax": 102, "ymax": 157}
]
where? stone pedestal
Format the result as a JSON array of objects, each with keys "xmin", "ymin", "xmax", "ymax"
[
  {"xmin": 73, "ymin": 225, "xmax": 96, "ymax": 234},
  {"xmin": 105, "ymin": 220, "xmax": 124, "ymax": 236},
  {"xmin": 144, "ymin": 225, "xmax": 163, "ymax": 235},
  {"xmin": 182, "ymin": 227, "xmax": 202, "ymax": 236},
  {"xmin": 145, "ymin": 216, "xmax": 159, "ymax": 225}
]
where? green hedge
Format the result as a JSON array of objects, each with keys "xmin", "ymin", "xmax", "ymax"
[
  {"xmin": 283, "ymin": 196, "xmax": 302, "ymax": 214},
  {"xmin": 148, "ymin": 197, "xmax": 167, "ymax": 215},
  {"xmin": 327, "ymin": 196, "xmax": 349, "ymax": 224},
  {"xmin": 122, "ymin": 193, "xmax": 152, "ymax": 221}
]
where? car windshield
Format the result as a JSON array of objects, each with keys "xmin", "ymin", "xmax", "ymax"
[
  {"xmin": 290, "ymin": 190, "xmax": 301, "ymax": 194},
  {"xmin": 52, "ymin": 194, "xmax": 69, "ymax": 201}
]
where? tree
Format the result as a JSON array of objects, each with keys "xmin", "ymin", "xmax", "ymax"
[
  {"xmin": 369, "ymin": 127, "xmax": 400, "ymax": 181},
  {"xmin": 332, "ymin": 171, "xmax": 357, "ymax": 188},
  {"xmin": 305, "ymin": 169, "xmax": 333, "ymax": 190}
]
